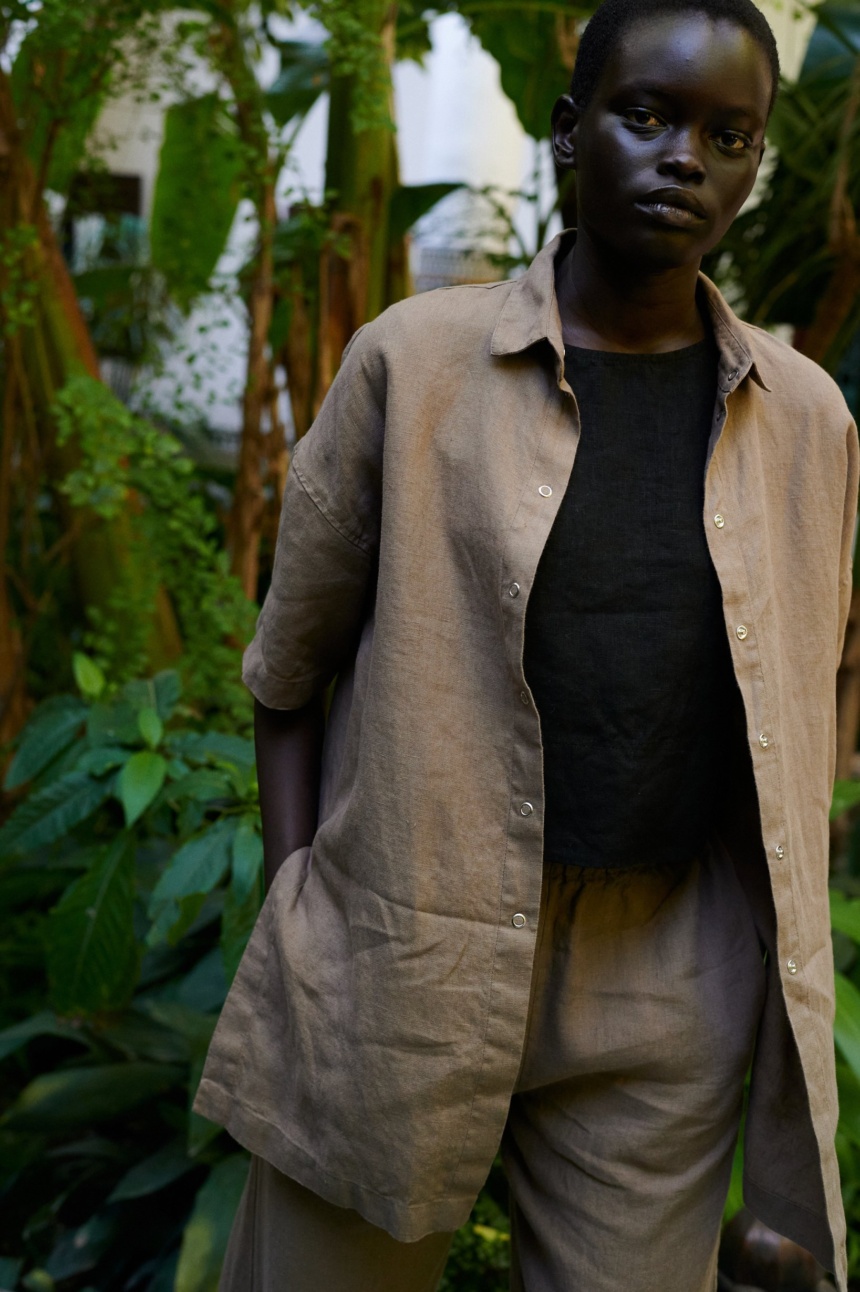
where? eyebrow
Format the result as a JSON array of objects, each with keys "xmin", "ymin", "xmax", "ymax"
[{"xmin": 612, "ymin": 82, "xmax": 764, "ymax": 119}]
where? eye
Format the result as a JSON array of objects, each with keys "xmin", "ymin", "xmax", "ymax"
[
  {"xmin": 623, "ymin": 107, "xmax": 665, "ymax": 129},
  {"xmin": 715, "ymin": 129, "xmax": 753, "ymax": 153}
]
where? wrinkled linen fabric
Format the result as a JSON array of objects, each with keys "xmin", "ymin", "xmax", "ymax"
[{"xmin": 195, "ymin": 230, "xmax": 859, "ymax": 1291}]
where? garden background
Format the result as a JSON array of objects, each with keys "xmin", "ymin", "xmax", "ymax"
[{"xmin": 2, "ymin": 1, "xmax": 860, "ymax": 1289}]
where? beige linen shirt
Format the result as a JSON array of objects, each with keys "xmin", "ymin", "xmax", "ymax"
[{"xmin": 196, "ymin": 232, "xmax": 859, "ymax": 1288}]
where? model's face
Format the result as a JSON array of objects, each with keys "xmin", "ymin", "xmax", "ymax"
[{"xmin": 553, "ymin": 13, "xmax": 772, "ymax": 271}]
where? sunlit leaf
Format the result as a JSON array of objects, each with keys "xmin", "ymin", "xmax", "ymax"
[
  {"xmin": 175, "ymin": 1156, "xmax": 249, "ymax": 1292},
  {"xmin": 117, "ymin": 751, "xmax": 167, "ymax": 826},
  {"xmin": 138, "ymin": 708, "xmax": 164, "ymax": 750},
  {"xmin": 73, "ymin": 652, "xmax": 106, "ymax": 701}
]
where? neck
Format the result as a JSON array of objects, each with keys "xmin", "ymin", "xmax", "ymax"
[{"xmin": 557, "ymin": 228, "xmax": 706, "ymax": 353}]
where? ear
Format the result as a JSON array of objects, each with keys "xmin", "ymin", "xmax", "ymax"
[{"xmin": 552, "ymin": 93, "xmax": 580, "ymax": 171}]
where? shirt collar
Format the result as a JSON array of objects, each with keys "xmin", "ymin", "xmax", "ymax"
[{"xmin": 490, "ymin": 229, "xmax": 772, "ymax": 394}]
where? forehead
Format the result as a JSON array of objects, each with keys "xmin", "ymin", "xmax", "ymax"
[{"xmin": 598, "ymin": 12, "xmax": 772, "ymax": 115}]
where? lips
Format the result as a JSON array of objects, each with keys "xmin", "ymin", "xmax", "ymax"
[{"xmin": 635, "ymin": 187, "xmax": 708, "ymax": 228}]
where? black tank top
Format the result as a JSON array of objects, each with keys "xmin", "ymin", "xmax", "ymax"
[{"xmin": 523, "ymin": 337, "xmax": 735, "ymax": 869}]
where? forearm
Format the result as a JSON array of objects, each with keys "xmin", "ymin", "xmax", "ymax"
[{"xmin": 254, "ymin": 695, "xmax": 325, "ymax": 892}]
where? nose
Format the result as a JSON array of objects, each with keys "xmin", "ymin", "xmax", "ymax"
[{"xmin": 657, "ymin": 129, "xmax": 706, "ymax": 183}]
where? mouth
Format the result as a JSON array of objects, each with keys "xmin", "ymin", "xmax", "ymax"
[{"xmin": 634, "ymin": 189, "xmax": 708, "ymax": 229}]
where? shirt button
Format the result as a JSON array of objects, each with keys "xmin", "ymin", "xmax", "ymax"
[
  {"xmin": 520, "ymin": 801, "xmax": 534, "ymax": 816},
  {"xmin": 736, "ymin": 625, "xmax": 748, "ymax": 640},
  {"xmin": 759, "ymin": 733, "xmax": 770, "ymax": 749},
  {"xmin": 775, "ymin": 844, "xmax": 785, "ymax": 860},
  {"xmin": 538, "ymin": 485, "xmax": 553, "ymax": 498},
  {"xmin": 508, "ymin": 583, "xmax": 520, "ymax": 598},
  {"xmin": 787, "ymin": 958, "xmax": 798, "ymax": 975},
  {"xmin": 512, "ymin": 913, "xmax": 527, "ymax": 928},
  {"xmin": 519, "ymin": 691, "xmax": 530, "ymax": 705},
  {"xmin": 714, "ymin": 513, "xmax": 725, "ymax": 529},
  {"xmin": 728, "ymin": 368, "xmax": 739, "ymax": 381}
]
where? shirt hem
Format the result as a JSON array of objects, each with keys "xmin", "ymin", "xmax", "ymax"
[
  {"xmin": 194, "ymin": 1077, "xmax": 477, "ymax": 1243},
  {"xmin": 743, "ymin": 1172, "xmax": 843, "ymax": 1291}
]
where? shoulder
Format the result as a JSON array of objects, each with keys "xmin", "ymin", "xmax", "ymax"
[
  {"xmin": 347, "ymin": 280, "xmax": 515, "ymax": 369},
  {"xmin": 741, "ymin": 322, "xmax": 852, "ymax": 423}
]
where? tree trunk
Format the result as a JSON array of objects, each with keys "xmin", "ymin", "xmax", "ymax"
[
  {"xmin": 0, "ymin": 65, "xmax": 181, "ymax": 743},
  {"xmin": 228, "ymin": 174, "xmax": 277, "ymax": 599}
]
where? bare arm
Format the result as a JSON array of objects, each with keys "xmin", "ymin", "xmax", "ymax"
[{"xmin": 254, "ymin": 696, "xmax": 325, "ymax": 892}]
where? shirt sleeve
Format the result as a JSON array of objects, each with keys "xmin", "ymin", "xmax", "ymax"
[
  {"xmin": 242, "ymin": 325, "xmax": 385, "ymax": 710},
  {"xmin": 837, "ymin": 418, "xmax": 860, "ymax": 664}
]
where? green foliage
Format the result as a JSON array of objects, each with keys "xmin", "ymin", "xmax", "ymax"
[
  {"xmin": 52, "ymin": 375, "xmax": 256, "ymax": 722},
  {"xmin": 706, "ymin": 3, "xmax": 860, "ymax": 370},
  {"xmin": 264, "ymin": 38, "xmax": 330, "ymax": 125},
  {"xmin": 6, "ymin": 0, "xmax": 167, "ymax": 196},
  {"xmin": 150, "ymin": 95, "xmax": 244, "ymax": 313},
  {"xmin": 0, "ymin": 667, "xmax": 262, "ymax": 1288},
  {"xmin": 307, "ymin": 0, "xmax": 396, "ymax": 133},
  {"xmin": 174, "ymin": 1154, "xmax": 248, "ymax": 1292},
  {"xmin": 0, "ymin": 224, "xmax": 39, "ymax": 336}
]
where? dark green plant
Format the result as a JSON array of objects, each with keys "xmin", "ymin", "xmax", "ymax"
[{"xmin": 0, "ymin": 661, "xmax": 260, "ymax": 1290}]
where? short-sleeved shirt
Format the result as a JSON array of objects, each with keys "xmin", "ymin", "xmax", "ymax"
[
  {"xmin": 524, "ymin": 338, "xmax": 734, "ymax": 868},
  {"xmin": 196, "ymin": 233, "xmax": 858, "ymax": 1290}
]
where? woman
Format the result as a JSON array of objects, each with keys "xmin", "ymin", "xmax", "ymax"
[{"xmin": 197, "ymin": 2, "xmax": 858, "ymax": 1288}]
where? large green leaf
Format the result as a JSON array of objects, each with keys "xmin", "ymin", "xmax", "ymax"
[
  {"xmin": 47, "ymin": 834, "xmax": 139, "ymax": 1016},
  {"xmin": 467, "ymin": 4, "xmax": 583, "ymax": 140},
  {"xmin": 117, "ymin": 751, "xmax": 167, "ymax": 826},
  {"xmin": 175, "ymin": 1155, "xmax": 249, "ymax": 1292},
  {"xmin": 264, "ymin": 40, "xmax": 329, "ymax": 126},
  {"xmin": 221, "ymin": 874, "xmax": 260, "ymax": 983},
  {"xmin": 108, "ymin": 1137, "xmax": 197, "ymax": 1202},
  {"xmin": 150, "ymin": 95, "xmax": 243, "ymax": 311},
  {"xmin": 4, "ymin": 695, "xmax": 88, "ymax": 790},
  {"xmin": 835, "ymin": 971, "xmax": 860, "ymax": 1081},
  {"xmin": 231, "ymin": 816, "xmax": 263, "ymax": 904},
  {"xmin": 166, "ymin": 731, "xmax": 255, "ymax": 771},
  {"xmin": 0, "ymin": 1011, "xmax": 90, "ymax": 1063},
  {"xmin": 2, "ymin": 1063, "xmax": 182, "ymax": 1131},
  {"xmin": 149, "ymin": 818, "xmax": 238, "ymax": 913},
  {"xmin": 0, "ymin": 773, "xmax": 111, "ymax": 858},
  {"xmin": 388, "ymin": 182, "xmax": 465, "ymax": 244}
]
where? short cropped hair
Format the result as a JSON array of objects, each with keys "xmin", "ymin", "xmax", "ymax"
[{"xmin": 571, "ymin": 0, "xmax": 780, "ymax": 114}]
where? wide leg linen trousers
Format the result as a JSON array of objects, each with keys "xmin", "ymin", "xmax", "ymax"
[{"xmin": 219, "ymin": 845, "xmax": 766, "ymax": 1292}]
